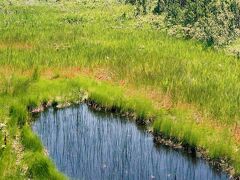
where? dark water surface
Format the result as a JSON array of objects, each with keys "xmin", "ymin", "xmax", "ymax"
[{"xmin": 32, "ymin": 104, "xmax": 229, "ymax": 180}]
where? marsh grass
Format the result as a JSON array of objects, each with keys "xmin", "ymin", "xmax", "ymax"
[
  {"xmin": 0, "ymin": 0, "xmax": 240, "ymax": 178},
  {"xmin": 24, "ymin": 152, "xmax": 65, "ymax": 180},
  {"xmin": 0, "ymin": 72, "xmax": 239, "ymax": 178},
  {"xmin": 21, "ymin": 126, "xmax": 43, "ymax": 152},
  {"xmin": 0, "ymin": 0, "xmax": 239, "ymax": 124},
  {"xmin": 25, "ymin": 76, "xmax": 240, "ymax": 176}
]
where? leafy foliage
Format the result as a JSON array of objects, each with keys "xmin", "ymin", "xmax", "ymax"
[
  {"xmin": 129, "ymin": 0, "xmax": 240, "ymax": 46},
  {"xmin": 166, "ymin": 0, "xmax": 240, "ymax": 46}
]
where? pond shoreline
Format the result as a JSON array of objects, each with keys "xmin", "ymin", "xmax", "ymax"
[
  {"xmin": 30, "ymin": 98, "xmax": 237, "ymax": 179},
  {"xmin": 86, "ymin": 100, "xmax": 236, "ymax": 179}
]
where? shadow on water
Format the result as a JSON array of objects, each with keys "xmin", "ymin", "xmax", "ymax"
[{"xmin": 32, "ymin": 104, "xmax": 229, "ymax": 180}]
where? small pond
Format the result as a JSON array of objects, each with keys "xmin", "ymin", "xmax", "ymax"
[{"xmin": 32, "ymin": 104, "xmax": 229, "ymax": 180}]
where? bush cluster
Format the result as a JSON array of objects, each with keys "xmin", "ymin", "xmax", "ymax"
[{"xmin": 130, "ymin": 0, "xmax": 240, "ymax": 46}]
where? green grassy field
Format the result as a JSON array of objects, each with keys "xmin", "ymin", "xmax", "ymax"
[{"xmin": 0, "ymin": 0, "xmax": 240, "ymax": 178}]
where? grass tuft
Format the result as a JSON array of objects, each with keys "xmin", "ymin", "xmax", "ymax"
[{"xmin": 21, "ymin": 126, "xmax": 43, "ymax": 152}]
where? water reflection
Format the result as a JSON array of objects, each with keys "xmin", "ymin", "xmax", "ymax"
[{"xmin": 32, "ymin": 104, "xmax": 228, "ymax": 180}]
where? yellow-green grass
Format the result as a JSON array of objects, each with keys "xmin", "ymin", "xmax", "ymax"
[
  {"xmin": 0, "ymin": 74, "xmax": 239, "ymax": 178},
  {"xmin": 0, "ymin": 0, "xmax": 240, "ymax": 178},
  {"xmin": 0, "ymin": 0, "xmax": 239, "ymax": 124}
]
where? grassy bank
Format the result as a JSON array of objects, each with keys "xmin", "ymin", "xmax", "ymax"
[
  {"xmin": 1, "ymin": 75, "xmax": 240, "ymax": 178},
  {"xmin": 0, "ymin": 0, "xmax": 240, "ymax": 178}
]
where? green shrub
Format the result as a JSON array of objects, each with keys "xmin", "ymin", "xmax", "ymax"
[
  {"xmin": 135, "ymin": 0, "xmax": 240, "ymax": 46},
  {"xmin": 168, "ymin": 0, "xmax": 240, "ymax": 46}
]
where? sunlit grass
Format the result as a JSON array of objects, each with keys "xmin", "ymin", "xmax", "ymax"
[
  {"xmin": 0, "ymin": 0, "xmax": 239, "ymax": 124},
  {"xmin": 0, "ymin": 0, "xmax": 240, "ymax": 178}
]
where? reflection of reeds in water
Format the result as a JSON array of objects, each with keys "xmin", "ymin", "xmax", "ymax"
[
  {"xmin": 33, "ymin": 104, "xmax": 228, "ymax": 180},
  {"xmin": 0, "ymin": 0, "xmax": 239, "ymax": 178}
]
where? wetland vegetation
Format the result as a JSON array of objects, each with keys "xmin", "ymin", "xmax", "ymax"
[{"xmin": 0, "ymin": 0, "xmax": 240, "ymax": 179}]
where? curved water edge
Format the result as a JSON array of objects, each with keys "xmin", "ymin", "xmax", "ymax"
[{"xmin": 32, "ymin": 104, "xmax": 229, "ymax": 180}]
